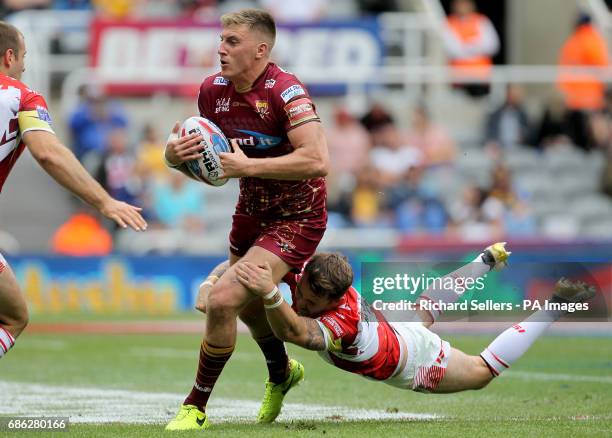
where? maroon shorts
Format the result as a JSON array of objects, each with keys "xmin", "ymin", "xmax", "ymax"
[{"xmin": 229, "ymin": 213, "xmax": 327, "ymax": 270}]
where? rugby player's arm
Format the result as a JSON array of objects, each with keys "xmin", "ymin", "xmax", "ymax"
[
  {"xmin": 24, "ymin": 130, "xmax": 137, "ymax": 214},
  {"xmin": 263, "ymin": 301, "xmax": 327, "ymax": 352},
  {"xmin": 234, "ymin": 260, "xmax": 327, "ymax": 350},
  {"xmin": 246, "ymin": 121, "xmax": 329, "ymax": 180},
  {"xmin": 195, "ymin": 260, "xmax": 231, "ymax": 313}
]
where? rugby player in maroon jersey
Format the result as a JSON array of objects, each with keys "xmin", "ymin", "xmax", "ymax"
[{"xmin": 164, "ymin": 9, "xmax": 329, "ymax": 430}]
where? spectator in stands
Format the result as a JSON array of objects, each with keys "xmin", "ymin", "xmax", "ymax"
[
  {"xmin": 481, "ymin": 164, "xmax": 536, "ymax": 236},
  {"xmin": 369, "ymin": 122, "xmax": 422, "ymax": 187},
  {"xmin": 260, "ymin": 0, "xmax": 327, "ymax": 22},
  {"xmin": 442, "ymin": 0, "xmax": 500, "ymax": 98},
  {"xmin": 51, "ymin": 209, "xmax": 113, "ymax": 256},
  {"xmin": 533, "ymin": 93, "xmax": 587, "ymax": 149},
  {"xmin": 447, "ymin": 183, "xmax": 499, "ymax": 240},
  {"xmin": 556, "ymin": 12, "xmax": 609, "ymax": 151},
  {"xmin": 349, "ymin": 164, "xmax": 388, "ymax": 228},
  {"xmin": 403, "ymin": 104, "xmax": 457, "ymax": 166},
  {"xmin": 326, "ymin": 105, "xmax": 371, "ymax": 200},
  {"xmin": 95, "ymin": 128, "xmax": 143, "ymax": 228},
  {"xmin": 360, "ymin": 102, "xmax": 394, "ymax": 142},
  {"xmin": 92, "ymin": 0, "xmax": 144, "ymax": 19},
  {"xmin": 136, "ymin": 123, "xmax": 170, "ymax": 183},
  {"xmin": 484, "ymin": 84, "xmax": 531, "ymax": 150},
  {"xmin": 150, "ymin": 171, "xmax": 206, "ymax": 231},
  {"xmin": 485, "ymin": 164, "xmax": 522, "ymax": 208},
  {"xmin": 68, "ymin": 85, "xmax": 128, "ymax": 172},
  {"xmin": 557, "ymin": 12, "xmax": 609, "ymax": 113},
  {"xmin": 386, "ymin": 166, "xmax": 448, "ymax": 234}
]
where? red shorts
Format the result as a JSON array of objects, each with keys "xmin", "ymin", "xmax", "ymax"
[{"xmin": 229, "ymin": 213, "xmax": 327, "ymax": 270}]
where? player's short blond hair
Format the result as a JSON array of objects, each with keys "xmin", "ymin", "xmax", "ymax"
[
  {"xmin": 0, "ymin": 22, "xmax": 22, "ymax": 57},
  {"xmin": 220, "ymin": 9, "xmax": 276, "ymax": 48}
]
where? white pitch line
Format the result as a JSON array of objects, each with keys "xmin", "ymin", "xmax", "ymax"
[
  {"xmin": 0, "ymin": 381, "xmax": 439, "ymax": 424},
  {"xmin": 505, "ymin": 371, "xmax": 612, "ymax": 384}
]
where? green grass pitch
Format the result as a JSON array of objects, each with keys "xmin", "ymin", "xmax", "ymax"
[{"xmin": 1, "ymin": 330, "xmax": 610, "ymax": 437}]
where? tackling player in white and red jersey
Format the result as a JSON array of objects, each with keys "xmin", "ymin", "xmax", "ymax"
[
  {"xmin": 234, "ymin": 245, "xmax": 596, "ymax": 396},
  {"xmin": 0, "ymin": 21, "xmax": 147, "ymax": 360},
  {"xmin": 283, "ymin": 270, "xmax": 404, "ymax": 382}
]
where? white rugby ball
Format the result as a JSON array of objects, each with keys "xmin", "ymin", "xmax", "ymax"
[{"xmin": 181, "ymin": 116, "xmax": 231, "ymax": 186}]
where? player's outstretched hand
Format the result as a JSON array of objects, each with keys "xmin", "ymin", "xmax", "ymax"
[
  {"xmin": 235, "ymin": 261, "xmax": 275, "ymax": 296},
  {"xmin": 99, "ymin": 198, "xmax": 148, "ymax": 231},
  {"xmin": 219, "ymin": 139, "xmax": 252, "ymax": 178},
  {"xmin": 164, "ymin": 121, "xmax": 203, "ymax": 166}
]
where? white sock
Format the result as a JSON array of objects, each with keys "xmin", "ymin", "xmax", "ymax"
[
  {"xmin": 480, "ymin": 306, "xmax": 565, "ymax": 376},
  {"xmin": 0, "ymin": 326, "xmax": 15, "ymax": 358},
  {"xmin": 418, "ymin": 254, "xmax": 491, "ymax": 321}
]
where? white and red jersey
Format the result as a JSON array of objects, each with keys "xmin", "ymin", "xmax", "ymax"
[
  {"xmin": 0, "ymin": 74, "xmax": 54, "ymax": 192},
  {"xmin": 284, "ymin": 272, "xmax": 402, "ymax": 381}
]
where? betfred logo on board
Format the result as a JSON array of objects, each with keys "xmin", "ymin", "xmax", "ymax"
[{"xmin": 89, "ymin": 19, "xmax": 383, "ymax": 95}]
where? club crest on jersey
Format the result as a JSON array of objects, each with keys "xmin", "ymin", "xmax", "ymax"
[
  {"xmin": 215, "ymin": 97, "xmax": 230, "ymax": 113},
  {"xmin": 213, "ymin": 76, "xmax": 229, "ymax": 86},
  {"xmin": 280, "ymin": 84, "xmax": 305, "ymax": 103},
  {"xmin": 264, "ymin": 79, "xmax": 276, "ymax": 89},
  {"xmin": 255, "ymin": 100, "xmax": 269, "ymax": 118}
]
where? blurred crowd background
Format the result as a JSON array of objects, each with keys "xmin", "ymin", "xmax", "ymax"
[{"xmin": 1, "ymin": 0, "xmax": 612, "ymax": 256}]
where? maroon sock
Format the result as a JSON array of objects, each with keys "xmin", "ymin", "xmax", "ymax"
[
  {"xmin": 255, "ymin": 334, "xmax": 290, "ymax": 384},
  {"xmin": 184, "ymin": 341, "xmax": 234, "ymax": 411}
]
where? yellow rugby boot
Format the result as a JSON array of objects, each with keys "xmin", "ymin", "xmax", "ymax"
[
  {"xmin": 256, "ymin": 359, "xmax": 305, "ymax": 423},
  {"xmin": 482, "ymin": 242, "xmax": 511, "ymax": 271},
  {"xmin": 165, "ymin": 404, "xmax": 210, "ymax": 431}
]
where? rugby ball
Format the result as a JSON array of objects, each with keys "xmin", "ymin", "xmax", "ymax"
[{"xmin": 181, "ymin": 116, "xmax": 231, "ymax": 186}]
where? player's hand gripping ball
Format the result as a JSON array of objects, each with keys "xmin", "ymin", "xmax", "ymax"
[{"xmin": 181, "ymin": 116, "xmax": 231, "ymax": 186}]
